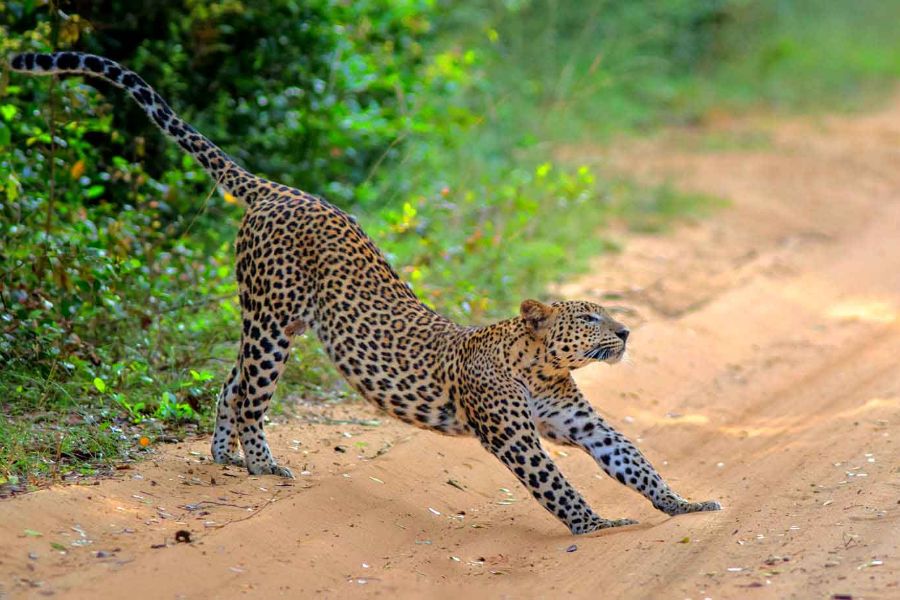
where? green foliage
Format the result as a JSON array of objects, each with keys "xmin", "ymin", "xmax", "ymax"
[
  {"xmin": 1, "ymin": 0, "xmax": 897, "ymax": 485},
  {"xmin": 704, "ymin": 0, "xmax": 900, "ymax": 111},
  {"xmin": 0, "ymin": 415, "xmax": 127, "ymax": 489},
  {"xmin": 22, "ymin": 0, "xmax": 444, "ymax": 205},
  {"xmin": 429, "ymin": 0, "xmax": 900, "ymax": 151},
  {"xmin": 0, "ymin": 68, "xmax": 236, "ymax": 415},
  {"xmin": 1, "ymin": 0, "xmax": 439, "ymax": 483}
]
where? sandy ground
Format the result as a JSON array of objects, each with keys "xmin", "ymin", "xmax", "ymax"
[{"xmin": 2, "ymin": 99, "xmax": 899, "ymax": 599}]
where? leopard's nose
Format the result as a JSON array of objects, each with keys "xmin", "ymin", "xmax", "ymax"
[{"xmin": 615, "ymin": 328, "xmax": 630, "ymax": 342}]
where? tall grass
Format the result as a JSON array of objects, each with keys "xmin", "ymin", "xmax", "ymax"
[{"xmin": 419, "ymin": 0, "xmax": 900, "ymax": 159}]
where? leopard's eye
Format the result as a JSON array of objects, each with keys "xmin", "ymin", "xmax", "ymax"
[{"xmin": 579, "ymin": 314, "xmax": 600, "ymax": 323}]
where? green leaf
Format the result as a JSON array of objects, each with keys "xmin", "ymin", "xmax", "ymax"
[
  {"xmin": 190, "ymin": 369, "xmax": 214, "ymax": 382},
  {"xmin": 26, "ymin": 133, "xmax": 52, "ymax": 146},
  {"xmin": 3, "ymin": 173, "xmax": 19, "ymax": 201},
  {"xmin": 0, "ymin": 104, "xmax": 18, "ymax": 122},
  {"xmin": 85, "ymin": 185, "xmax": 105, "ymax": 199},
  {"xmin": 0, "ymin": 122, "xmax": 10, "ymax": 148},
  {"xmin": 24, "ymin": 529, "xmax": 43, "ymax": 537},
  {"xmin": 93, "ymin": 378, "xmax": 107, "ymax": 393}
]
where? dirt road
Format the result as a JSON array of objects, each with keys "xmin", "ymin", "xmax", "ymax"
[{"xmin": 2, "ymin": 99, "xmax": 899, "ymax": 599}]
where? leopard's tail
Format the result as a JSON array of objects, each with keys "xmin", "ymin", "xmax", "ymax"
[{"xmin": 9, "ymin": 51, "xmax": 260, "ymax": 200}]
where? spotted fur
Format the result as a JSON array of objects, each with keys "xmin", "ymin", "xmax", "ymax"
[{"xmin": 10, "ymin": 52, "xmax": 721, "ymax": 534}]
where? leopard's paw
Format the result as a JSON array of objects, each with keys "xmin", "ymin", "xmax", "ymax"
[
  {"xmin": 672, "ymin": 499, "xmax": 722, "ymax": 515},
  {"xmin": 602, "ymin": 517, "xmax": 640, "ymax": 528},
  {"xmin": 212, "ymin": 452, "xmax": 245, "ymax": 467},
  {"xmin": 269, "ymin": 464, "xmax": 294, "ymax": 479},
  {"xmin": 575, "ymin": 516, "xmax": 639, "ymax": 535},
  {"xmin": 247, "ymin": 460, "xmax": 294, "ymax": 478}
]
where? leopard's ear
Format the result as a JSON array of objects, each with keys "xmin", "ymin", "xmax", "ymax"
[{"xmin": 520, "ymin": 299, "xmax": 553, "ymax": 336}]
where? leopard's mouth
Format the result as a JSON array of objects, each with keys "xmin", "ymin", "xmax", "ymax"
[{"xmin": 585, "ymin": 344, "xmax": 625, "ymax": 362}]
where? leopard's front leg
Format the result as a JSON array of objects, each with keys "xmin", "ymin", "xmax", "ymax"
[
  {"xmin": 464, "ymin": 384, "xmax": 637, "ymax": 535},
  {"xmin": 532, "ymin": 377, "xmax": 721, "ymax": 516}
]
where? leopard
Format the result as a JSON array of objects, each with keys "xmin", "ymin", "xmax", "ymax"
[{"xmin": 10, "ymin": 51, "xmax": 721, "ymax": 535}]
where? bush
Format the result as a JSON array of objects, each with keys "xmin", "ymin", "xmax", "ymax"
[
  {"xmin": 0, "ymin": 0, "xmax": 448, "ymax": 416},
  {"xmin": 5, "ymin": 0, "xmax": 445, "ymax": 204}
]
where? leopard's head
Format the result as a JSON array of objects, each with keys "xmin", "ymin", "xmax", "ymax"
[{"xmin": 520, "ymin": 299, "xmax": 629, "ymax": 370}]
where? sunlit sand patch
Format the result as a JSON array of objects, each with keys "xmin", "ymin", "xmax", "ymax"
[
  {"xmin": 719, "ymin": 424, "xmax": 791, "ymax": 438},
  {"xmin": 826, "ymin": 299, "xmax": 897, "ymax": 323},
  {"xmin": 659, "ymin": 413, "xmax": 710, "ymax": 426},
  {"xmin": 718, "ymin": 415, "xmax": 803, "ymax": 438},
  {"xmin": 834, "ymin": 396, "xmax": 899, "ymax": 419},
  {"xmin": 717, "ymin": 396, "xmax": 897, "ymax": 439},
  {"xmin": 625, "ymin": 410, "xmax": 710, "ymax": 427}
]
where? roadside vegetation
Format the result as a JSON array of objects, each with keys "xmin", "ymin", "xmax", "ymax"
[{"xmin": 1, "ymin": 0, "xmax": 898, "ymax": 490}]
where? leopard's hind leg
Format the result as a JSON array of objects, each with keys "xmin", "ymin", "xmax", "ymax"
[
  {"xmin": 233, "ymin": 310, "xmax": 296, "ymax": 477},
  {"xmin": 211, "ymin": 360, "xmax": 244, "ymax": 466}
]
